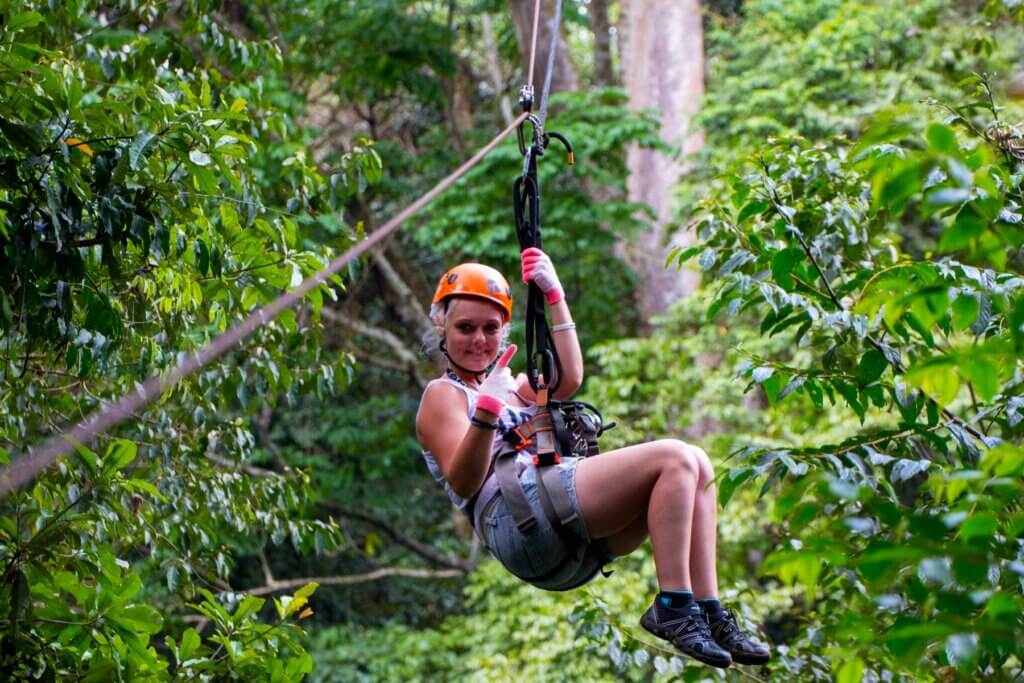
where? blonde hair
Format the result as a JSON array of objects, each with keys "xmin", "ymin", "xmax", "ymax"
[{"xmin": 421, "ymin": 297, "xmax": 511, "ymax": 364}]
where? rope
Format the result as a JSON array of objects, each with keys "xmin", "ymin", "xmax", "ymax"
[
  {"xmin": 0, "ymin": 112, "xmax": 529, "ymax": 497},
  {"xmin": 536, "ymin": 0, "xmax": 563, "ymax": 129},
  {"xmin": 527, "ymin": 0, "xmax": 541, "ymax": 89}
]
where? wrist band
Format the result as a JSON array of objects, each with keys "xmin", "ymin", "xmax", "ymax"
[
  {"xmin": 551, "ymin": 322, "xmax": 576, "ymax": 333},
  {"xmin": 544, "ymin": 287, "xmax": 564, "ymax": 305},
  {"xmin": 475, "ymin": 394, "xmax": 503, "ymax": 416},
  {"xmin": 470, "ymin": 416, "xmax": 498, "ymax": 430}
]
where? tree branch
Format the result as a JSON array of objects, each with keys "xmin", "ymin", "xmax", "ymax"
[
  {"xmin": 373, "ymin": 249, "xmax": 431, "ymax": 338},
  {"xmin": 245, "ymin": 567, "xmax": 465, "ymax": 595},
  {"xmin": 205, "ymin": 451, "xmax": 278, "ymax": 478},
  {"xmin": 320, "ymin": 308, "xmax": 427, "ymax": 388},
  {"xmin": 321, "ymin": 501, "xmax": 475, "ymax": 571}
]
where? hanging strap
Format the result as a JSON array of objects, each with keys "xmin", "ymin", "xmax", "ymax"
[{"xmin": 495, "ymin": 449, "xmax": 537, "ymax": 533}]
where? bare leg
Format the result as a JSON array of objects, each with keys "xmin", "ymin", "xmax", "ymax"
[
  {"xmin": 604, "ymin": 509, "xmax": 647, "ymax": 557},
  {"xmin": 575, "ymin": 439, "xmax": 700, "ymax": 589},
  {"xmin": 687, "ymin": 445, "xmax": 719, "ymax": 599}
]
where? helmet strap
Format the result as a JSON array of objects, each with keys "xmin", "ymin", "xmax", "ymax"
[{"xmin": 439, "ymin": 338, "xmax": 491, "ymax": 383}]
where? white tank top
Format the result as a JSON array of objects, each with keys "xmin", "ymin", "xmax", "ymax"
[{"xmin": 420, "ymin": 377, "xmax": 535, "ymax": 516}]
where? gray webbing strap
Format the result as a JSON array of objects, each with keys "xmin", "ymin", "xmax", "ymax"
[
  {"xmin": 494, "ymin": 450, "xmax": 537, "ymax": 533},
  {"xmin": 539, "ymin": 464, "xmax": 578, "ymax": 527}
]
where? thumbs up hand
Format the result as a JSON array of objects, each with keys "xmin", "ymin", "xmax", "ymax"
[{"xmin": 476, "ymin": 345, "xmax": 518, "ymax": 416}]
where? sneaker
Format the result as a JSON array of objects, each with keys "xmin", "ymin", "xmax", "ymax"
[
  {"xmin": 706, "ymin": 608, "xmax": 771, "ymax": 665},
  {"xmin": 640, "ymin": 601, "xmax": 732, "ymax": 668}
]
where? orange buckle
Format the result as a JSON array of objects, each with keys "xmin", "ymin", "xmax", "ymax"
[{"xmin": 511, "ymin": 427, "xmax": 533, "ymax": 451}]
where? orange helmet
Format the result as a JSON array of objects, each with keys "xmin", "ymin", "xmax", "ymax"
[{"xmin": 432, "ymin": 263, "xmax": 513, "ymax": 321}]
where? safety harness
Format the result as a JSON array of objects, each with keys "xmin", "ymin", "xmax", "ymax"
[{"xmin": 480, "ymin": 0, "xmax": 615, "ymax": 590}]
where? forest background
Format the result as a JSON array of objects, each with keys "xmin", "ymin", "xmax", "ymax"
[{"xmin": 1, "ymin": 0, "xmax": 1023, "ymax": 681}]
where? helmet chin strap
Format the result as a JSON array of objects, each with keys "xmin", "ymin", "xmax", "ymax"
[{"xmin": 439, "ymin": 338, "xmax": 495, "ymax": 382}]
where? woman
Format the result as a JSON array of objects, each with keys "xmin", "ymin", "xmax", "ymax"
[{"xmin": 416, "ymin": 249, "xmax": 771, "ymax": 669}]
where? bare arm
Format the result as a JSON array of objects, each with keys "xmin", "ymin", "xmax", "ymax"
[
  {"xmin": 416, "ymin": 382, "xmax": 498, "ymax": 499},
  {"xmin": 548, "ymin": 297, "xmax": 582, "ymax": 398}
]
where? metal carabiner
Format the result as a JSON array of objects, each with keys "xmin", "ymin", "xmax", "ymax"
[{"xmin": 516, "ymin": 113, "xmax": 542, "ymax": 158}]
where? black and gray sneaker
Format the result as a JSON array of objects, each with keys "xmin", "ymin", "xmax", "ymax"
[
  {"xmin": 640, "ymin": 601, "xmax": 732, "ymax": 668},
  {"xmin": 706, "ymin": 609, "xmax": 771, "ymax": 665}
]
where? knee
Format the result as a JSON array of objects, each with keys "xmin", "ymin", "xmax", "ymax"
[
  {"xmin": 660, "ymin": 439, "xmax": 700, "ymax": 480},
  {"xmin": 689, "ymin": 444, "xmax": 715, "ymax": 485}
]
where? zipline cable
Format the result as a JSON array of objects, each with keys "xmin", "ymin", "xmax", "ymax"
[
  {"xmin": 514, "ymin": 0, "xmax": 569, "ymax": 394},
  {"xmin": 0, "ymin": 111, "xmax": 529, "ymax": 498},
  {"xmin": 536, "ymin": 0, "xmax": 562, "ymax": 130},
  {"xmin": 527, "ymin": 0, "xmax": 541, "ymax": 90}
]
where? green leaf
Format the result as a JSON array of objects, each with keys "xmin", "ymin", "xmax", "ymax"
[
  {"xmin": 72, "ymin": 440, "xmax": 98, "ymax": 476},
  {"xmin": 905, "ymin": 358, "xmax": 960, "ymax": 406},
  {"xmin": 857, "ymin": 349, "xmax": 888, "ymax": 385},
  {"xmin": 105, "ymin": 439, "xmax": 137, "ymax": 472},
  {"xmin": 951, "ymin": 294, "xmax": 979, "ymax": 331},
  {"xmin": 926, "ymin": 123, "xmax": 958, "ymax": 155},
  {"xmin": 108, "ymin": 603, "xmax": 164, "ymax": 635},
  {"xmin": 718, "ymin": 466, "xmax": 755, "ymax": 506},
  {"xmin": 939, "ymin": 211, "xmax": 984, "ymax": 252},
  {"xmin": 180, "ymin": 627, "xmax": 201, "ymax": 661},
  {"xmin": 836, "ymin": 657, "xmax": 864, "ymax": 683},
  {"xmin": 126, "ymin": 478, "xmax": 168, "ymax": 503},
  {"xmin": 219, "ymin": 203, "xmax": 241, "ymax": 233},
  {"xmin": 737, "ymin": 199, "xmax": 769, "ymax": 224},
  {"xmin": 771, "ymin": 248, "xmax": 802, "ymax": 290},
  {"xmin": 959, "ymin": 355, "xmax": 998, "ymax": 401},
  {"xmin": 877, "ymin": 161, "xmax": 923, "ymax": 212},
  {"xmin": 762, "ymin": 372, "xmax": 784, "ymax": 403},
  {"xmin": 959, "ymin": 513, "xmax": 998, "ymax": 542},
  {"xmin": 129, "ymin": 132, "xmax": 157, "ymax": 171},
  {"xmin": 294, "ymin": 581, "xmax": 319, "ymax": 602},
  {"xmin": 6, "ymin": 12, "xmax": 44, "ymax": 32},
  {"xmin": 233, "ymin": 595, "xmax": 265, "ymax": 621},
  {"xmin": 195, "ymin": 240, "xmax": 210, "ymax": 276}
]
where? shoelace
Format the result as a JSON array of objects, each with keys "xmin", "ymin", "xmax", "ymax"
[
  {"xmin": 664, "ymin": 609, "xmax": 714, "ymax": 646},
  {"xmin": 710, "ymin": 611, "xmax": 747, "ymax": 647}
]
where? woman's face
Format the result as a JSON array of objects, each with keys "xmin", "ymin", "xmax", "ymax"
[{"xmin": 444, "ymin": 297, "xmax": 506, "ymax": 372}]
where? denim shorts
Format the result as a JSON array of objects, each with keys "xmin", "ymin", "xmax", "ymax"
[{"xmin": 480, "ymin": 456, "xmax": 616, "ymax": 592}]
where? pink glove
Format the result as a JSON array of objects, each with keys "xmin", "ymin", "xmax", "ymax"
[
  {"xmin": 476, "ymin": 345, "xmax": 518, "ymax": 415},
  {"xmin": 521, "ymin": 247, "xmax": 564, "ymax": 305}
]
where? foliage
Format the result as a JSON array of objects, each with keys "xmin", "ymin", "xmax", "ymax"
[
  {"xmin": 0, "ymin": 0, "xmax": 382, "ymax": 678},
  {"xmin": 683, "ymin": 0, "xmax": 1020, "ymax": 213},
  {"xmin": 665, "ymin": 76, "xmax": 1024, "ymax": 679}
]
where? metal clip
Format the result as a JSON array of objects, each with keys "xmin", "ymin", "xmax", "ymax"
[
  {"xmin": 518, "ymin": 84, "xmax": 534, "ymax": 112},
  {"xmin": 516, "ymin": 114, "xmax": 542, "ymax": 158}
]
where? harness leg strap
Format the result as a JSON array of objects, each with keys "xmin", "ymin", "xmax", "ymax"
[
  {"xmin": 494, "ymin": 450, "xmax": 538, "ymax": 533},
  {"xmin": 538, "ymin": 463, "xmax": 578, "ymax": 527}
]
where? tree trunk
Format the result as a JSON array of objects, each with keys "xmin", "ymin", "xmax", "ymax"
[
  {"xmin": 507, "ymin": 0, "xmax": 579, "ymax": 96},
  {"xmin": 591, "ymin": 0, "xmax": 615, "ymax": 86},
  {"xmin": 481, "ymin": 13, "xmax": 515, "ymax": 125},
  {"xmin": 619, "ymin": 0, "xmax": 704, "ymax": 320}
]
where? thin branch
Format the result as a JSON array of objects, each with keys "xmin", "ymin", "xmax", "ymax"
[
  {"xmin": 205, "ymin": 451, "xmax": 277, "ymax": 478},
  {"xmin": 321, "ymin": 500, "xmax": 475, "ymax": 572},
  {"xmin": 244, "ymin": 567, "xmax": 465, "ymax": 595},
  {"xmin": 320, "ymin": 308, "xmax": 427, "ymax": 388}
]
